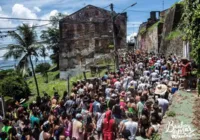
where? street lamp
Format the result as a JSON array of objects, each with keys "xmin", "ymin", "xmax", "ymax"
[{"xmin": 110, "ymin": 3, "xmax": 137, "ymax": 70}]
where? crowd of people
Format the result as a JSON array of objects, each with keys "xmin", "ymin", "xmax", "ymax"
[{"xmin": 0, "ymin": 51, "xmax": 194, "ymax": 140}]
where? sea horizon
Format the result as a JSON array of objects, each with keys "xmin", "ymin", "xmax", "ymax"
[{"xmin": 0, "ymin": 59, "xmax": 52, "ymax": 70}]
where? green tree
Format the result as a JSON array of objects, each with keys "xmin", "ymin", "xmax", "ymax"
[
  {"xmin": 35, "ymin": 63, "xmax": 51, "ymax": 83},
  {"xmin": 181, "ymin": 0, "xmax": 200, "ymax": 95},
  {"xmin": 39, "ymin": 46, "xmax": 48, "ymax": 62},
  {"xmin": 41, "ymin": 28, "xmax": 60, "ymax": 69},
  {"xmin": 3, "ymin": 24, "xmax": 41, "ymax": 97},
  {"xmin": 0, "ymin": 69, "xmax": 30, "ymax": 101},
  {"xmin": 41, "ymin": 13, "xmax": 65, "ymax": 70},
  {"xmin": 0, "ymin": 75, "xmax": 30, "ymax": 101}
]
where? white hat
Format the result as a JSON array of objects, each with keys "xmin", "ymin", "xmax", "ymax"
[
  {"xmin": 155, "ymin": 84, "xmax": 168, "ymax": 96},
  {"xmin": 20, "ymin": 98, "xmax": 26, "ymax": 104},
  {"xmin": 111, "ymin": 94, "xmax": 117, "ymax": 97},
  {"xmin": 126, "ymin": 91, "xmax": 131, "ymax": 95}
]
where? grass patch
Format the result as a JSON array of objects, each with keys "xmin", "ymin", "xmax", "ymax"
[
  {"xmin": 165, "ymin": 29, "xmax": 183, "ymax": 41},
  {"xmin": 27, "ymin": 71, "xmax": 66, "ymax": 98},
  {"xmin": 148, "ymin": 21, "xmax": 160, "ymax": 32},
  {"xmin": 167, "ymin": 111, "xmax": 176, "ymax": 117},
  {"xmin": 139, "ymin": 21, "xmax": 163, "ymax": 35},
  {"xmin": 27, "ymin": 61, "xmax": 114, "ymax": 104},
  {"xmin": 139, "ymin": 27, "xmax": 147, "ymax": 35},
  {"xmin": 151, "ymin": 133, "xmax": 161, "ymax": 140}
]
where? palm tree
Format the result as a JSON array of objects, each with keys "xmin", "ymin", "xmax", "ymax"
[
  {"xmin": 3, "ymin": 24, "xmax": 40, "ymax": 97},
  {"xmin": 39, "ymin": 46, "xmax": 48, "ymax": 62}
]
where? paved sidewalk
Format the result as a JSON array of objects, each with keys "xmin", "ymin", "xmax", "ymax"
[{"xmin": 159, "ymin": 90, "xmax": 200, "ymax": 140}]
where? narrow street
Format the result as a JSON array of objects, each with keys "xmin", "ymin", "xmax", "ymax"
[{"xmin": 0, "ymin": 0, "xmax": 200, "ymax": 140}]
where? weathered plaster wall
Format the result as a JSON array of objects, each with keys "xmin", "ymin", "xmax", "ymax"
[
  {"xmin": 163, "ymin": 37, "xmax": 183, "ymax": 57},
  {"xmin": 160, "ymin": 4, "xmax": 183, "ymax": 57},
  {"xmin": 137, "ymin": 25, "xmax": 159, "ymax": 54},
  {"xmin": 59, "ymin": 5, "xmax": 127, "ymax": 74},
  {"xmin": 137, "ymin": 4, "xmax": 184, "ymax": 57}
]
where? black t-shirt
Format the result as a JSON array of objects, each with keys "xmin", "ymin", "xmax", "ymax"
[{"xmin": 112, "ymin": 104, "xmax": 121, "ymax": 118}]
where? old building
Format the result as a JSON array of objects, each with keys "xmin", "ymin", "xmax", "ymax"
[
  {"xmin": 136, "ymin": 11, "xmax": 162, "ymax": 54},
  {"xmin": 59, "ymin": 5, "xmax": 127, "ymax": 78},
  {"xmin": 136, "ymin": 3, "xmax": 188, "ymax": 58}
]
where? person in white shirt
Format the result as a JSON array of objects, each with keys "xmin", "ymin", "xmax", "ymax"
[
  {"xmin": 146, "ymin": 116, "xmax": 160, "ymax": 138},
  {"xmin": 128, "ymin": 80, "xmax": 137, "ymax": 89},
  {"xmin": 155, "ymin": 96, "xmax": 169, "ymax": 117},
  {"xmin": 114, "ymin": 79, "xmax": 121, "ymax": 90},
  {"xmin": 138, "ymin": 62, "xmax": 144, "ymax": 70},
  {"xmin": 154, "ymin": 62, "xmax": 160, "ymax": 69},
  {"xmin": 121, "ymin": 113, "xmax": 138, "ymax": 140},
  {"xmin": 150, "ymin": 70, "xmax": 159, "ymax": 85},
  {"xmin": 130, "ymin": 70, "xmax": 134, "ymax": 77},
  {"xmin": 143, "ymin": 70, "xmax": 150, "ymax": 77},
  {"xmin": 105, "ymin": 85, "xmax": 112, "ymax": 100},
  {"xmin": 138, "ymin": 82, "xmax": 147, "ymax": 91},
  {"xmin": 162, "ymin": 70, "xmax": 169, "ymax": 75}
]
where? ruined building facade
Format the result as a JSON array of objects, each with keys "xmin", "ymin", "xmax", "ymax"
[
  {"xmin": 137, "ymin": 3, "xmax": 189, "ymax": 58},
  {"xmin": 59, "ymin": 5, "xmax": 127, "ymax": 76}
]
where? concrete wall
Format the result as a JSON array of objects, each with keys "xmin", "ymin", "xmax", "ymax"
[
  {"xmin": 60, "ymin": 66, "xmax": 83, "ymax": 80},
  {"xmin": 137, "ymin": 4, "xmax": 185, "ymax": 57},
  {"xmin": 59, "ymin": 5, "xmax": 127, "ymax": 72},
  {"xmin": 159, "ymin": 5, "xmax": 183, "ymax": 56},
  {"xmin": 137, "ymin": 25, "xmax": 159, "ymax": 54},
  {"xmin": 162, "ymin": 37, "xmax": 183, "ymax": 57}
]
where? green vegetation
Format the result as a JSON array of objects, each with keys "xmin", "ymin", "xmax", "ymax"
[
  {"xmin": 27, "ymin": 61, "xmax": 114, "ymax": 103},
  {"xmin": 151, "ymin": 133, "xmax": 161, "ymax": 140},
  {"xmin": 139, "ymin": 27, "xmax": 147, "ymax": 35},
  {"xmin": 3, "ymin": 24, "xmax": 41, "ymax": 97},
  {"xmin": 165, "ymin": 29, "xmax": 183, "ymax": 41},
  {"xmin": 139, "ymin": 21, "xmax": 163, "ymax": 35},
  {"xmin": 171, "ymin": 1, "xmax": 184, "ymax": 8},
  {"xmin": 180, "ymin": 0, "xmax": 200, "ymax": 95},
  {"xmin": 0, "ymin": 70, "xmax": 30, "ymax": 101},
  {"xmin": 27, "ymin": 71, "xmax": 66, "ymax": 99},
  {"xmin": 148, "ymin": 21, "xmax": 162, "ymax": 32},
  {"xmin": 41, "ymin": 13, "xmax": 66, "ymax": 70},
  {"xmin": 35, "ymin": 63, "xmax": 51, "ymax": 83},
  {"xmin": 167, "ymin": 111, "xmax": 176, "ymax": 117},
  {"xmin": 108, "ymin": 45, "xmax": 114, "ymax": 49}
]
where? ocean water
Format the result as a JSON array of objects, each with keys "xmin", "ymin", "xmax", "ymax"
[{"xmin": 0, "ymin": 59, "xmax": 52, "ymax": 70}]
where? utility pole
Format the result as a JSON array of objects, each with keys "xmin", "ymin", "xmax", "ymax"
[
  {"xmin": 162, "ymin": 0, "xmax": 165, "ymax": 10},
  {"xmin": 110, "ymin": 3, "xmax": 137, "ymax": 70},
  {"xmin": 110, "ymin": 3, "xmax": 119, "ymax": 70},
  {"xmin": 0, "ymin": 96, "xmax": 5, "ymax": 119},
  {"xmin": 67, "ymin": 75, "xmax": 70, "ymax": 94}
]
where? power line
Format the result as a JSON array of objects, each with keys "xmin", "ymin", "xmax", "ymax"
[
  {"xmin": 115, "ymin": 8, "xmax": 150, "ymax": 13},
  {"xmin": 127, "ymin": 10, "xmax": 150, "ymax": 13},
  {"xmin": 102, "ymin": 4, "xmax": 111, "ymax": 9},
  {"xmin": 0, "ymin": 23, "xmax": 50, "ymax": 30},
  {"xmin": 0, "ymin": 16, "xmax": 53, "ymax": 21},
  {"xmin": 0, "ymin": 23, "xmax": 51, "ymax": 38}
]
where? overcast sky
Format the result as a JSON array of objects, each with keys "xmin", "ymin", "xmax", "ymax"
[{"xmin": 0, "ymin": 0, "xmax": 179, "ymax": 59}]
